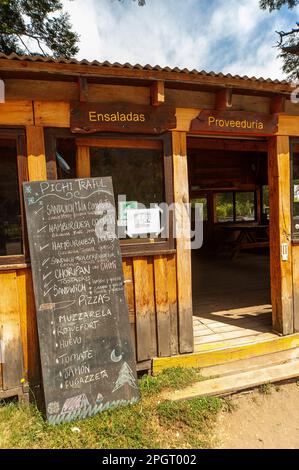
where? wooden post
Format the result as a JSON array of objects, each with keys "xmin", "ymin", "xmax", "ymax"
[
  {"xmin": 26, "ymin": 126, "xmax": 47, "ymax": 181},
  {"xmin": 150, "ymin": 81, "xmax": 165, "ymax": 106},
  {"xmin": 78, "ymin": 77, "xmax": 88, "ymax": 102},
  {"xmin": 268, "ymin": 136, "xmax": 293, "ymax": 335},
  {"xmin": 172, "ymin": 131, "xmax": 193, "ymax": 353},
  {"xmin": 76, "ymin": 146, "xmax": 90, "ymax": 178},
  {"xmin": 270, "ymin": 95, "xmax": 286, "ymax": 115},
  {"xmin": 215, "ymin": 88, "xmax": 232, "ymax": 110}
]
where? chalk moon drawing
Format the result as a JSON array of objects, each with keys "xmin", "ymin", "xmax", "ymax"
[{"xmin": 111, "ymin": 349, "xmax": 123, "ymax": 363}]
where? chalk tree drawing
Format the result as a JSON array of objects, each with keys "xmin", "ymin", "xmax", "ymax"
[{"xmin": 112, "ymin": 362, "xmax": 138, "ymax": 393}]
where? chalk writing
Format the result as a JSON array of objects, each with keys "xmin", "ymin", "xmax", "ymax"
[{"xmin": 23, "ymin": 177, "xmax": 139, "ymax": 424}]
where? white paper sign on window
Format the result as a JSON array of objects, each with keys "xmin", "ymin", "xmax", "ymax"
[{"xmin": 127, "ymin": 208, "xmax": 161, "ymax": 236}]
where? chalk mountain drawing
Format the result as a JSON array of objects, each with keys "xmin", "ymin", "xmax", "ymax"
[
  {"xmin": 112, "ymin": 362, "xmax": 138, "ymax": 393},
  {"xmin": 61, "ymin": 394, "xmax": 90, "ymax": 414}
]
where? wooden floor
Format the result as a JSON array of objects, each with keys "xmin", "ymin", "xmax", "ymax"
[{"xmin": 192, "ymin": 250, "xmax": 277, "ymax": 352}]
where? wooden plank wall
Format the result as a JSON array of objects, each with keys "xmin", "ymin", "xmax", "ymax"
[
  {"xmin": 0, "ymin": 268, "xmax": 39, "ymax": 391},
  {"xmin": 2, "ymin": 77, "xmax": 299, "ymax": 392},
  {"xmin": 122, "ymin": 254, "xmax": 179, "ymax": 366}
]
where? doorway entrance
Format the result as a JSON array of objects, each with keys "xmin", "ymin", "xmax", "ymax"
[{"xmin": 187, "ymin": 136, "xmax": 275, "ymax": 350}]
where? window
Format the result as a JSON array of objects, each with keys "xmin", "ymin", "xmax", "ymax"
[
  {"xmin": 191, "ymin": 197, "xmax": 208, "ymax": 222},
  {"xmin": 262, "ymin": 185, "xmax": 269, "ymax": 222},
  {"xmin": 215, "ymin": 191, "xmax": 256, "ymax": 223},
  {"xmin": 45, "ymin": 131, "xmax": 174, "ymax": 255},
  {"xmin": 89, "ymin": 141, "xmax": 169, "ymax": 249},
  {"xmin": 0, "ymin": 129, "xmax": 27, "ymax": 264},
  {"xmin": 216, "ymin": 192, "xmax": 233, "ymax": 223},
  {"xmin": 90, "ymin": 146, "xmax": 164, "ymax": 208},
  {"xmin": 291, "ymin": 141, "xmax": 299, "ymax": 238},
  {"xmin": 235, "ymin": 192, "xmax": 255, "ymax": 222}
]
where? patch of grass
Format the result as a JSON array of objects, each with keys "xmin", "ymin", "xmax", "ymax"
[
  {"xmin": 0, "ymin": 367, "xmax": 222, "ymax": 449},
  {"xmin": 258, "ymin": 383, "xmax": 273, "ymax": 395},
  {"xmin": 139, "ymin": 367, "xmax": 202, "ymax": 396}
]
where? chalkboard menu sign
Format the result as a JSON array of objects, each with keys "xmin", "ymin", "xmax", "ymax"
[{"xmin": 23, "ymin": 177, "xmax": 139, "ymax": 425}]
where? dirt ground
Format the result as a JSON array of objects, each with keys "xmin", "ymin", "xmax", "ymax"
[{"xmin": 214, "ymin": 382, "xmax": 299, "ymax": 449}]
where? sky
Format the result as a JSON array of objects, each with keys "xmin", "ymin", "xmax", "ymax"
[{"xmin": 62, "ymin": 0, "xmax": 299, "ymax": 80}]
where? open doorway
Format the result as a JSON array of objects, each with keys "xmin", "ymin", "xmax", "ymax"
[{"xmin": 188, "ymin": 136, "xmax": 273, "ymax": 349}]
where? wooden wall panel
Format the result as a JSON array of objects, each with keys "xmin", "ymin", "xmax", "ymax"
[
  {"xmin": 167, "ymin": 254, "xmax": 179, "ymax": 355},
  {"xmin": 89, "ymin": 84, "xmax": 150, "ymax": 104},
  {"xmin": 232, "ymin": 95, "xmax": 269, "ymax": 113},
  {"xmin": 278, "ymin": 115, "xmax": 299, "ymax": 136},
  {"xmin": 5, "ymin": 80, "xmax": 78, "ymax": 102},
  {"xmin": 268, "ymin": 136, "xmax": 293, "ymax": 334},
  {"xmin": 122, "ymin": 258, "xmax": 136, "ymax": 359},
  {"xmin": 34, "ymin": 101, "xmax": 70, "ymax": 127},
  {"xmin": 0, "ymin": 271, "xmax": 24, "ymax": 390},
  {"xmin": 133, "ymin": 257, "xmax": 154, "ymax": 361},
  {"xmin": 154, "ymin": 256, "xmax": 171, "ymax": 357},
  {"xmin": 122, "ymin": 254, "xmax": 179, "ymax": 362},
  {"xmin": 0, "ymin": 100, "xmax": 33, "ymax": 125},
  {"xmin": 5, "ymin": 79, "xmax": 150, "ymax": 105},
  {"xmin": 166, "ymin": 89, "xmax": 213, "ymax": 108}
]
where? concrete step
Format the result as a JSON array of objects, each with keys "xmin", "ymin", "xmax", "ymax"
[{"xmin": 163, "ymin": 358, "xmax": 299, "ymax": 401}]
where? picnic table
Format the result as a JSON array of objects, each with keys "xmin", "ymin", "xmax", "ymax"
[{"xmin": 220, "ymin": 223, "xmax": 269, "ymax": 259}]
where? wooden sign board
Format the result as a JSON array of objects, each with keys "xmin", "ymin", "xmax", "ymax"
[
  {"xmin": 190, "ymin": 109, "xmax": 278, "ymax": 136},
  {"xmin": 23, "ymin": 177, "xmax": 139, "ymax": 425},
  {"xmin": 70, "ymin": 102, "xmax": 176, "ymax": 134}
]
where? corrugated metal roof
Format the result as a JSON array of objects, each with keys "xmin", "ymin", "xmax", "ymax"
[{"xmin": 0, "ymin": 52, "xmax": 289, "ymax": 85}]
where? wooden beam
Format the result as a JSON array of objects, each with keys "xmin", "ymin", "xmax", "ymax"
[
  {"xmin": 26, "ymin": 126, "xmax": 47, "ymax": 181},
  {"xmin": 78, "ymin": 76, "xmax": 88, "ymax": 102},
  {"xmin": 278, "ymin": 115, "xmax": 299, "ymax": 135},
  {"xmin": 215, "ymin": 88, "xmax": 232, "ymax": 110},
  {"xmin": 0, "ymin": 58, "xmax": 292, "ymax": 95},
  {"xmin": 34, "ymin": 101, "xmax": 70, "ymax": 127},
  {"xmin": 188, "ymin": 137, "xmax": 268, "ymax": 153},
  {"xmin": 76, "ymin": 145, "xmax": 90, "ymax": 178},
  {"xmin": 0, "ymin": 100, "xmax": 33, "ymax": 126},
  {"xmin": 270, "ymin": 94, "xmax": 286, "ymax": 114},
  {"xmin": 150, "ymin": 80, "xmax": 165, "ymax": 106},
  {"xmin": 268, "ymin": 136, "xmax": 293, "ymax": 335},
  {"xmin": 172, "ymin": 131, "xmax": 193, "ymax": 353}
]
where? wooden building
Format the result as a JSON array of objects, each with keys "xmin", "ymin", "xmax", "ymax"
[{"xmin": 1, "ymin": 52, "xmax": 299, "ymax": 401}]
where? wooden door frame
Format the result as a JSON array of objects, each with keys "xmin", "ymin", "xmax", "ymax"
[{"xmin": 185, "ymin": 133, "xmax": 294, "ymax": 336}]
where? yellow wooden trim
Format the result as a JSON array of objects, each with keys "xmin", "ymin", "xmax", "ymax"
[{"xmin": 152, "ymin": 333, "xmax": 299, "ymax": 374}]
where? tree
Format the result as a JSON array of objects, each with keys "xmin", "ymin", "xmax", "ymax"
[
  {"xmin": 260, "ymin": 0, "xmax": 299, "ymax": 79},
  {"xmin": 0, "ymin": 0, "xmax": 79, "ymax": 58}
]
